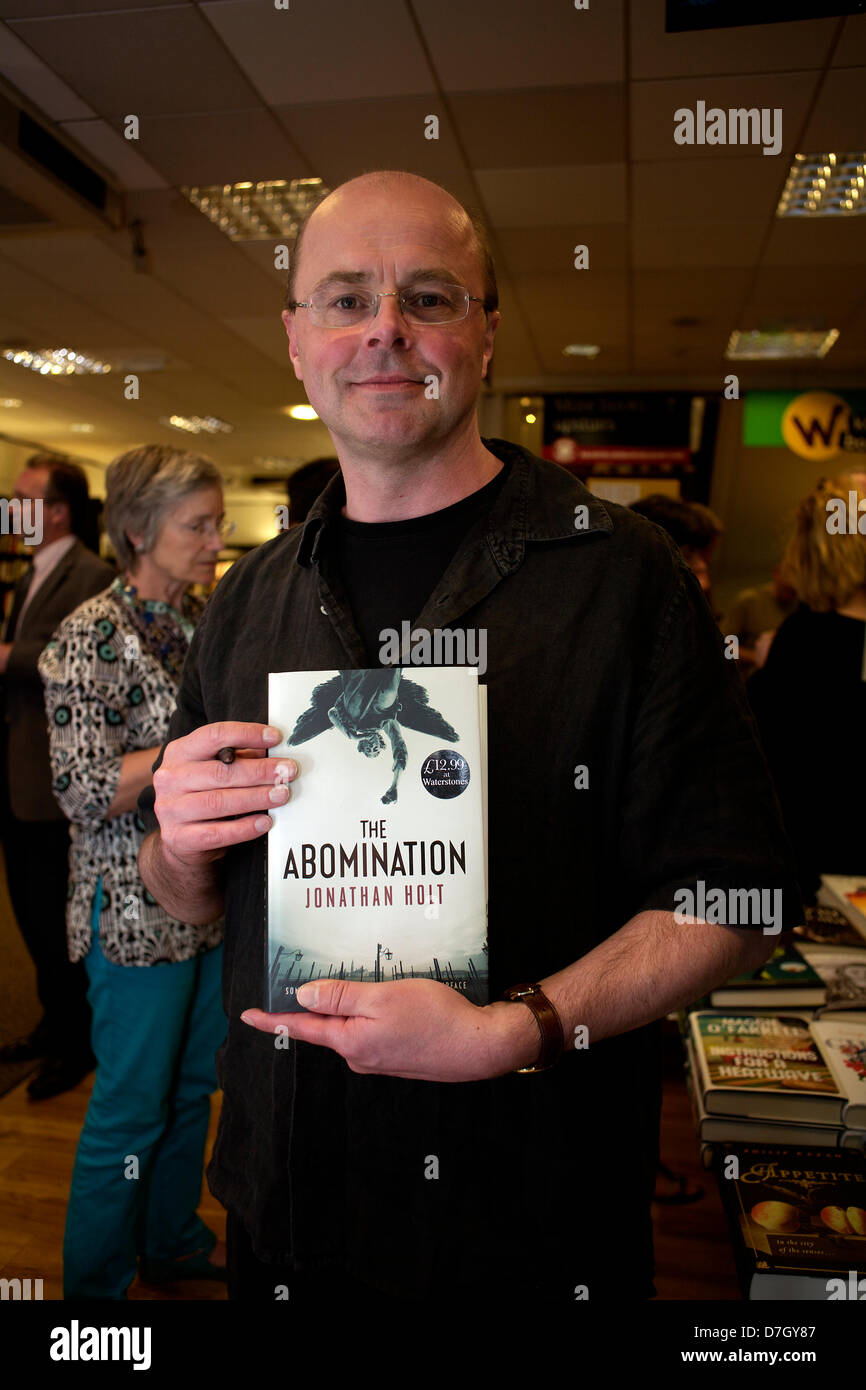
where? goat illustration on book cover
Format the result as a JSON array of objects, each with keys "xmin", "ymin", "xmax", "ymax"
[{"xmin": 265, "ymin": 667, "xmax": 488, "ymax": 1011}]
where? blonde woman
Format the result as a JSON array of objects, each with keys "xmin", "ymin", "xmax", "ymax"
[
  {"xmin": 748, "ymin": 474, "xmax": 866, "ymax": 900},
  {"xmin": 38, "ymin": 445, "xmax": 230, "ymax": 1299}
]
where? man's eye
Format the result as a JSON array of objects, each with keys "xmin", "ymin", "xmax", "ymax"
[
  {"xmin": 408, "ymin": 292, "xmax": 447, "ymax": 308},
  {"xmin": 331, "ymin": 294, "xmax": 363, "ymax": 311}
]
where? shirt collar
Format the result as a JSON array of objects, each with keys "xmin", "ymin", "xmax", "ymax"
[
  {"xmin": 295, "ymin": 438, "xmax": 613, "ymax": 571},
  {"xmin": 32, "ymin": 533, "xmax": 77, "ymax": 575}
]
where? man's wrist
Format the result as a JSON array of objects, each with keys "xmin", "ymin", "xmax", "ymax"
[{"xmin": 485, "ymin": 998, "xmax": 544, "ymax": 1073}]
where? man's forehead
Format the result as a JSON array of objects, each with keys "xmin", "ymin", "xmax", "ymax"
[{"xmin": 303, "ymin": 195, "xmax": 473, "ymax": 269}]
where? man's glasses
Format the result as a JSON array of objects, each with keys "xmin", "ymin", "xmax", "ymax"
[{"xmin": 292, "ymin": 282, "xmax": 486, "ymax": 329}]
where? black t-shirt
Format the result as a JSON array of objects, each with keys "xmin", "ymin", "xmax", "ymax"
[{"xmin": 333, "ymin": 460, "xmax": 510, "ymax": 664}]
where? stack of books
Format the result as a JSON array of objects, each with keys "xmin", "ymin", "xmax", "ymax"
[{"xmin": 681, "ymin": 892, "xmax": 866, "ymax": 1298}]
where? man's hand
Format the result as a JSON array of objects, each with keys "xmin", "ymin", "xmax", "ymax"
[
  {"xmin": 153, "ymin": 721, "xmax": 296, "ymax": 869},
  {"xmin": 240, "ymin": 978, "xmax": 541, "ymax": 1082}
]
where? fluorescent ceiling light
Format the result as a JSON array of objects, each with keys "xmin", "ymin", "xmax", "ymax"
[
  {"xmin": 562, "ymin": 343, "xmax": 601, "ymax": 357},
  {"xmin": 725, "ymin": 328, "xmax": 839, "ymax": 360},
  {"xmin": 777, "ymin": 152, "xmax": 866, "ymax": 217},
  {"xmin": 181, "ymin": 178, "xmax": 329, "ymax": 241},
  {"xmin": 69, "ymin": 423, "xmax": 94, "ymax": 433},
  {"xmin": 160, "ymin": 414, "xmax": 233, "ymax": 435},
  {"xmin": 287, "ymin": 404, "xmax": 318, "ymax": 420},
  {"xmin": 0, "ymin": 398, "xmax": 22, "ymax": 408},
  {"xmin": 3, "ymin": 347, "xmax": 111, "ymax": 375}
]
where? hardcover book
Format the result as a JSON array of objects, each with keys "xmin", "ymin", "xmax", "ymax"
[
  {"xmin": 689, "ymin": 1012, "xmax": 866, "ymax": 1128},
  {"xmin": 265, "ymin": 667, "xmax": 488, "ymax": 1011},
  {"xmin": 709, "ymin": 941, "xmax": 825, "ymax": 1007},
  {"xmin": 714, "ymin": 1143, "xmax": 866, "ymax": 1299}
]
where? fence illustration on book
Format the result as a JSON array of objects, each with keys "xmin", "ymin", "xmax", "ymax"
[{"xmin": 268, "ymin": 942, "xmax": 487, "ymax": 998}]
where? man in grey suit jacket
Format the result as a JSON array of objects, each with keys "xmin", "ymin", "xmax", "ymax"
[{"xmin": 0, "ymin": 455, "xmax": 114, "ymax": 1099}]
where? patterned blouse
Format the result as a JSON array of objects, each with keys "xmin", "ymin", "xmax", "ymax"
[{"xmin": 37, "ymin": 576, "xmax": 224, "ymax": 966}]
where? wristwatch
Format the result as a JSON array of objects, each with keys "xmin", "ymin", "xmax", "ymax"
[{"xmin": 501, "ymin": 982, "xmax": 564, "ymax": 1073}]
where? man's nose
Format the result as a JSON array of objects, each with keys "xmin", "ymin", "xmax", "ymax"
[{"xmin": 364, "ymin": 293, "xmax": 413, "ymax": 346}]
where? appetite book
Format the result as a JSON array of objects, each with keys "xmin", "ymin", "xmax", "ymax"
[{"xmin": 265, "ymin": 667, "xmax": 488, "ymax": 1011}]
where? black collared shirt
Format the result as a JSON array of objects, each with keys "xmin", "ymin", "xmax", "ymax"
[{"xmin": 139, "ymin": 439, "xmax": 801, "ymax": 1301}]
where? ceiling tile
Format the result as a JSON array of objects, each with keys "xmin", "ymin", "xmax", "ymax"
[
  {"xmin": 496, "ymin": 224, "xmax": 628, "ymax": 273},
  {"xmin": 273, "ymin": 96, "xmax": 470, "ymax": 194},
  {"xmin": 126, "ymin": 109, "xmax": 309, "ymax": 186},
  {"xmin": 476, "ymin": 164, "xmax": 627, "ymax": 227},
  {"xmin": 450, "ymin": 86, "xmax": 625, "ymax": 167},
  {"xmin": 631, "ymin": 220, "xmax": 766, "ymax": 268},
  {"xmin": 7, "ymin": 8, "xmax": 259, "ymax": 117},
  {"xmin": 0, "ymin": 20, "xmax": 94, "ymax": 120},
  {"xmin": 761, "ymin": 218, "xmax": 866, "ymax": 267},
  {"xmin": 201, "ymin": 0, "xmax": 434, "ymax": 105},
  {"xmin": 413, "ymin": 0, "xmax": 625, "ymax": 90},
  {"xmin": 630, "ymin": 0, "xmax": 836, "ymax": 79},
  {"xmin": 632, "ymin": 158, "xmax": 783, "ymax": 224},
  {"xmin": 800, "ymin": 68, "xmax": 866, "ymax": 151},
  {"xmin": 832, "ymin": 14, "xmax": 866, "ymax": 66}
]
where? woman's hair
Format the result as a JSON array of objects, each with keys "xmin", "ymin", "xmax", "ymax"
[
  {"xmin": 782, "ymin": 473, "xmax": 866, "ymax": 611},
  {"xmin": 103, "ymin": 444, "xmax": 223, "ymax": 570}
]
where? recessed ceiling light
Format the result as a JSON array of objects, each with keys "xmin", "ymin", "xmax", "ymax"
[
  {"xmin": 726, "ymin": 328, "xmax": 839, "ymax": 360},
  {"xmin": 180, "ymin": 178, "xmax": 329, "ymax": 242},
  {"xmin": 0, "ymin": 398, "xmax": 22, "ymax": 408},
  {"xmin": 160, "ymin": 414, "xmax": 233, "ymax": 435},
  {"xmin": 69, "ymin": 423, "xmax": 94, "ymax": 433},
  {"xmin": 777, "ymin": 152, "xmax": 866, "ymax": 217},
  {"xmin": 287, "ymin": 404, "xmax": 318, "ymax": 420},
  {"xmin": 2, "ymin": 347, "xmax": 111, "ymax": 375},
  {"xmin": 562, "ymin": 344, "xmax": 601, "ymax": 358},
  {"xmin": 524, "ymin": 413, "xmax": 537, "ymax": 424}
]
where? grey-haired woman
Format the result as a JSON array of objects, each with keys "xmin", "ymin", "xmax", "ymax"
[{"xmin": 38, "ymin": 445, "xmax": 231, "ymax": 1299}]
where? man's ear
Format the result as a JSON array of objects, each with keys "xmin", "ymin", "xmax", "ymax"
[
  {"xmin": 281, "ymin": 309, "xmax": 303, "ymax": 382},
  {"xmin": 481, "ymin": 310, "xmax": 500, "ymax": 380}
]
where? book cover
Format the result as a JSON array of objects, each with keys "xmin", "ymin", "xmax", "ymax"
[
  {"xmin": 798, "ymin": 944, "xmax": 866, "ymax": 1015},
  {"xmin": 715, "ymin": 1144, "xmax": 866, "ymax": 1296},
  {"xmin": 820, "ymin": 876, "xmax": 866, "ymax": 940},
  {"xmin": 265, "ymin": 667, "xmax": 488, "ymax": 1011},
  {"xmin": 685, "ymin": 1038, "xmax": 846, "ymax": 1149},
  {"xmin": 795, "ymin": 905, "xmax": 866, "ymax": 949},
  {"xmin": 812, "ymin": 1019, "xmax": 866, "ymax": 1129},
  {"xmin": 689, "ymin": 1012, "xmax": 845, "ymax": 1124},
  {"xmin": 709, "ymin": 941, "xmax": 825, "ymax": 1007}
]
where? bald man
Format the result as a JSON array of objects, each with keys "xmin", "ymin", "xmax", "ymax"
[{"xmin": 139, "ymin": 171, "xmax": 801, "ymax": 1310}]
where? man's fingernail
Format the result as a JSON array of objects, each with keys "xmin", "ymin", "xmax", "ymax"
[
  {"xmin": 240, "ymin": 1011, "xmax": 254, "ymax": 1024},
  {"xmin": 296, "ymin": 984, "xmax": 317, "ymax": 1007},
  {"xmin": 263, "ymin": 726, "xmax": 281, "ymax": 744}
]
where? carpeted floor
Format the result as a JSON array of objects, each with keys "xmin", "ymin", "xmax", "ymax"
[{"xmin": 0, "ymin": 841, "xmax": 42, "ymax": 1097}]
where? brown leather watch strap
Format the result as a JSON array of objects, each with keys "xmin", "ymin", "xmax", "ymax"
[{"xmin": 501, "ymin": 982, "xmax": 565, "ymax": 1072}]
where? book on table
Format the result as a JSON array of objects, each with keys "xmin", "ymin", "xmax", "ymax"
[
  {"xmin": 819, "ymin": 876, "xmax": 866, "ymax": 940},
  {"xmin": 264, "ymin": 667, "xmax": 487, "ymax": 1012},
  {"xmin": 714, "ymin": 1142, "xmax": 866, "ymax": 1300},
  {"xmin": 708, "ymin": 940, "xmax": 825, "ymax": 1007},
  {"xmin": 688, "ymin": 1011, "xmax": 866, "ymax": 1128},
  {"xmin": 684, "ymin": 1036, "xmax": 865, "ymax": 1151}
]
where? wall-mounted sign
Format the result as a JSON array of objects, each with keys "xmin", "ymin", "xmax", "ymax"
[
  {"xmin": 542, "ymin": 393, "xmax": 692, "ymax": 472},
  {"xmin": 743, "ymin": 390, "xmax": 866, "ymax": 462}
]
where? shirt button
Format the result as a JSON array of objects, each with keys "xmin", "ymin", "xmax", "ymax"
[{"xmin": 320, "ymin": 605, "xmax": 328, "ymax": 615}]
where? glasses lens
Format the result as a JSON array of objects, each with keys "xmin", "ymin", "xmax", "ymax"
[
  {"xmin": 312, "ymin": 287, "xmax": 376, "ymax": 327},
  {"xmin": 402, "ymin": 283, "xmax": 468, "ymax": 323}
]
